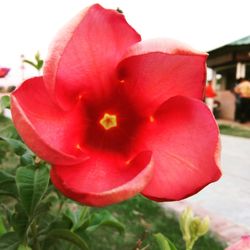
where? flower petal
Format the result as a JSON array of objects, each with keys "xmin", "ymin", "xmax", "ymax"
[
  {"xmin": 117, "ymin": 39, "xmax": 207, "ymax": 116},
  {"xmin": 50, "ymin": 151, "xmax": 153, "ymax": 207},
  {"xmin": 226, "ymin": 236, "xmax": 250, "ymax": 250},
  {"xmin": 138, "ymin": 96, "xmax": 221, "ymax": 201},
  {"xmin": 11, "ymin": 77, "xmax": 87, "ymax": 165},
  {"xmin": 44, "ymin": 4, "xmax": 141, "ymax": 110},
  {"xmin": 0, "ymin": 67, "xmax": 10, "ymax": 78}
]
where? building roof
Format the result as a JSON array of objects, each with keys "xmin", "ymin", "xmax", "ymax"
[
  {"xmin": 228, "ymin": 35, "xmax": 250, "ymax": 46},
  {"xmin": 208, "ymin": 35, "xmax": 250, "ymax": 53},
  {"xmin": 207, "ymin": 35, "xmax": 250, "ymax": 68}
]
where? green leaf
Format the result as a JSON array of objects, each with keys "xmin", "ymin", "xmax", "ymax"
[
  {"xmin": 86, "ymin": 210, "xmax": 124, "ymax": 234},
  {"xmin": 46, "ymin": 229, "xmax": 89, "ymax": 250},
  {"xmin": 0, "ymin": 232, "xmax": 21, "ymax": 250},
  {"xmin": 0, "ymin": 96, "xmax": 10, "ymax": 111},
  {"xmin": 35, "ymin": 201, "xmax": 51, "ymax": 218},
  {"xmin": 0, "ymin": 136, "xmax": 31, "ymax": 156},
  {"xmin": 12, "ymin": 204, "xmax": 29, "ymax": 238},
  {"xmin": 37, "ymin": 60, "xmax": 44, "ymax": 70},
  {"xmin": 16, "ymin": 164, "xmax": 50, "ymax": 216},
  {"xmin": 0, "ymin": 215, "xmax": 6, "ymax": 236},
  {"xmin": 17, "ymin": 245, "xmax": 32, "ymax": 250},
  {"xmin": 154, "ymin": 233, "xmax": 177, "ymax": 250},
  {"xmin": 20, "ymin": 153, "xmax": 34, "ymax": 166},
  {"xmin": 45, "ymin": 216, "xmax": 72, "ymax": 233},
  {"xmin": 23, "ymin": 52, "xmax": 43, "ymax": 71},
  {"xmin": 0, "ymin": 170, "xmax": 18, "ymax": 198},
  {"xmin": 23, "ymin": 59, "xmax": 37, "ymax": 69},
  {"xmin": 64, "ymin": 206, "xmax": 90, "ymax": 231},
  {"xmin": 0, "ymin": 115, "xmax": 18, "ymax": 139},
  {"xmin": 0, "ymin": 170, "xmax": 15, "ymax": 185},
  {"xmin": 0, "ymin": 184, "xmax": 18, "ymax": 198}
]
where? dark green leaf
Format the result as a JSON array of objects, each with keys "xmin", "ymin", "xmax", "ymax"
[
  {"xmin": 0, "ymin": 232, "xmax": 21, "ymax": 250},
  {"xmin": 46, "ymin": 229, "xmax": 89, "ymax": 250},
  {"xmin": 0, "ymin": 215, "xmax": 6, "ymax": 236},
  {"xmin": 16, "ymin": 164, "xmax": 50, "ymax": 215},
  {"xmin": 86, "ymin": 210, "xmax": 124, "ymax": 234},
  {"xmin": 34, "ymin": 201, "xmax": 51, "ymax": 219},
  {"xmin": 45, "ymin": 216, "xmax": 72, "ymax": 232},
  {"xmin": 64, "ymin": 206, "xmax": 90, "ymax": 231},
  {"xmin": 0, "ymin": 115, "xmax": 18, "ymax": 139},
  {"xmin": 0, "ymin": 170, "xmax": 18, "ymax": 198},
  {"xmin": 0, "ymin": 96, "xmax": 10, "ymax": 110},
  {"xmin": 12, "ymin": 204, "xmax": 29, "ymax": 238},
  {"xmin": 154, "ymin": 233, "xmax": 177, "ymax": 250},
  {"xmin": 0, "ymin": 188, "xmax": 17, "ymax": 198},
  {"xmin": 36, "ymin": 213, "xmax": 60, "ymax": 239},
  {"xmin": 0, "ymin": 170, "xmax": 15, "ymax": 185},
  {"xmin": 17, "ymin": 245, "xmax": 32, "ymax": 250},
  {"xmin": 37, "ymin": 60, "xmax": 44, "ymax": 70},
  {"xmin": 20, "ymin": 153, "xmax": 34, "ymax": 166},
  {"xmin": 0, "ymin": 137, "xmax": 31, "ymax": 156}
]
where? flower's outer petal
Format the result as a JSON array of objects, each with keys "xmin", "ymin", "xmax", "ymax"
[
  {"xmin": 225, "ymin": 236, "xmax": 250, "ymax": 250},
  {"xmin": 138, "ymin": 96, "xmax": 221, "ymax": 201},
  {"xmin": 11, "ymin": 77, "xmax": 87, "ymax": 165},
  {"xmin": 50, "ymin": 151, "xmax": 153, "ymax": 207},
  {"xmin": 117, "ymin": 38, "xmax": 207, "ymax": 116},
  {"xmin": 44, "ymin": 4, "xmax": 141, "ymax": 110}
]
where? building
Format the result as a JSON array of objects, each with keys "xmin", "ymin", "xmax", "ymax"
[{"xmin": 207, "ymin": 35, "xmax": 250, "ymax": 120}]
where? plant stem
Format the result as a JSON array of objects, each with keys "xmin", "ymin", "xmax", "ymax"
[
  {"xmin": 186, "ymin": 241, "xmax": 195, "ymax": 250},
  {"xmin": 31, "ymin": 221, "xmax": 41, "ymax": 250}
]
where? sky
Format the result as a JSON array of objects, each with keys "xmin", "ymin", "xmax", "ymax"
[{"xmin": 0, "ymin": 0, "xmax": 250, "ymax": 84}]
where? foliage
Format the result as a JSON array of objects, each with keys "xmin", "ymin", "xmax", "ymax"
[
  {"xmin": 23, "ymin": 51, "xmax": 44, "ymax": 72},
  {"xmin": 179, "ymin": 207, "xmax": 210, "ymax": 250},
  {"xmin": 154, "ymin": 233, "xmax": 177, "ymax": 250},
  {"xmin": 219, "ymin": 124, "xmax": 250, "ymax": 138},
  {"xmin": 90, "ymin": 196, "xmax": 225, "ymax": 250},
  {"xmin": 0, "ymin": 96, "xmax": 10, "ymax": 113}
]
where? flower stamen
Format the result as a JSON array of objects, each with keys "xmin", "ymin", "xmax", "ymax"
[
  {"xmin": 77, "ymin": 94, "xmax": 84, "ymax": 102},
  {"xmin": 149, "ymin": 115, "xmax": 155, "ymax": 123},
  {"xmin": 125, "ymin": 159, "xmax": 131, "ymax": 165},
  {"xmin": 99, "ymin": 113, "xmax": 117, "ymax": 130}
]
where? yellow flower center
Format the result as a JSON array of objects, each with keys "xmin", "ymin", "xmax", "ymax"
[{"xmin": 99, "ymin": 113, "xmax": 117, "ymax": 130}]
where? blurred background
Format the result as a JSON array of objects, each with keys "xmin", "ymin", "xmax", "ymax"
[{"xmin": 0, "ymin": 0, "xmax": 250, "ymax": 86}]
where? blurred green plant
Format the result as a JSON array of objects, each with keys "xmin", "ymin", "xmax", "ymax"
[
  {"xmin": 219, "ymin": 124, "xmax": 250, "ymax": 138},
  {"xmin": 179, "ymin": 207, "xmax": 210, "ymax": 250},
  {"xmin": 154, "ymin": 233, "xmax": 177, "ymax": 250},
  {"xmin": 0, "ymin": 96, "xmax": 10, "ymax": 113},
  {"xmin": 23, "ymin": 51, "xmax": 44, "ymax": 73},
  {"xmin": 154, "ymin": 207, "xmax": 210, "ymax": 250}
]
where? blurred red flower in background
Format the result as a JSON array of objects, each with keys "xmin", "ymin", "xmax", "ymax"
[
  {"xmin": 0, "ymin": 67, "xmax": 10, "ymax": 78},
  {"xmin": 226, "ymin": 236, "xmax": 250, "ymax": 250},
  {"xmin": 11, "ymin": 4, "xmax": 221, "ymax": 207}
]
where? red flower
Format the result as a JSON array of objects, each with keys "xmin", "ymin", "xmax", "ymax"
[
  {"xmin": 0, "ymin": 67, "xmax": 10, "ymax": 78},
  {"xmin": 226, "ymin": 236, "xmax": 250, "ymax": 250},
  {"xmin": 11, "ymin": 4, "xmax": 221, "ymax": 207}
]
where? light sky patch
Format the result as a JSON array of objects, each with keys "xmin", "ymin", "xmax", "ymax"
[{"xmin": 0, "ymin": 0, "xmax": 249, "ymax": 84}]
